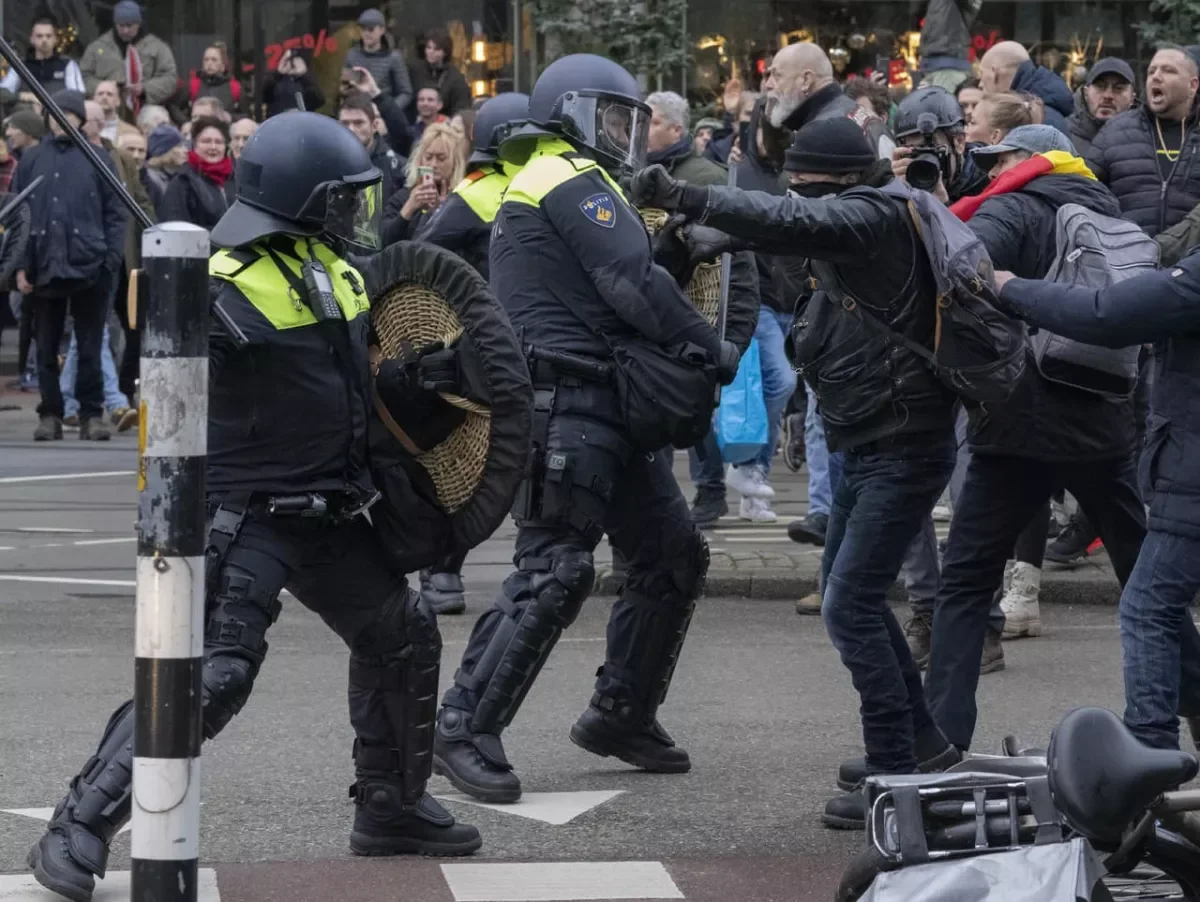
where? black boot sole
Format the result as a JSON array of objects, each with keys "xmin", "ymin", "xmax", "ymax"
[
  {"xmin": 568, "ymin": 724, "xmax": 691, "ymax": 774},
  {"xmin": 787, "ymin": 526, "xmax": 826, "ymax": 547},
  {"xmin": 433, "ymin": 755, "xmax": 522, "ymax": 803},
  {"xmin": 428, "ymin": 596, "xmax": 467, "ymax": 615},
  {"xmin": 821, "ymin": 812, "xmax": 865, "ymax": 831},
  {"xmin": 28, "ymin": 842, "xmax": 95, "ymax": 902},
  {"xmin": 350, "ymin": 830, "xmax": 483, "ymax": 858}
]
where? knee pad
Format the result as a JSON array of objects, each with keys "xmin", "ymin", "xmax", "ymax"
[
  {"xmin": 527, "ymin": 550, "xmax": 594, "ymax": 628},
  {"xmin": 351, "ymin": 587, "xmax": 442, "ymax": 665},
  {"xmin": 201, "ymin": 652, "xmax": 258, "ymax": 739},
  {"xmin": 205, "ymin": 566, "xmax": 283, "ymax": 664},
  {"xmin": 672, "ymin": 530, "xmax": 710, "ymax": 598}
]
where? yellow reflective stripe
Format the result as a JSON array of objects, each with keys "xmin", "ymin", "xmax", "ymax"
[
  {"xmin": 209, "ymin": 239, "xmax": 369, "ymax": 331},
  {"xmin": 505, "ymin": 139, "xmax": 629, "ymax": 210},
  {"xmin": 457, "ymin": 169, "xmax": 510, "ymax": 224}
]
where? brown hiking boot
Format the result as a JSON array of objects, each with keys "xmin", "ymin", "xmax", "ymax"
[
  {"xmin": 33, "ymin": 416, "xmax": 63, "ymax": 441},
  {"xmin": 981, "ymin": 628, "xmax": 1006, "ymax": 674}
]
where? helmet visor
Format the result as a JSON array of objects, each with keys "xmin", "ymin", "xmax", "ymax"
[
  {"xmin": 324, "ymin": 180, "xmax": 382, "ymax": 251},
  {"xmin": 560, "ymin": 92, "xmax": 650, "ymax": 172}
]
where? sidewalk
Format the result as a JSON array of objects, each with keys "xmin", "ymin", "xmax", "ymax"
[{"xmin": 593, "ymin": 454, "xmax": 1123, "ymax": 606}]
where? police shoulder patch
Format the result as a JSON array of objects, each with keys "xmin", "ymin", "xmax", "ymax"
[{"xmin": 580, "ymin": 192, "xmax": 617, "ymax": 228}]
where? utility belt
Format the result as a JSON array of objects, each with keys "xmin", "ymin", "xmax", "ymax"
[
  {"xmin": 524, "ymin": 345, "xmax": 613, "ymax": 388},
  {"xmin": 204, "ymin": 490, "xmax": 380, "ymax": 593}
]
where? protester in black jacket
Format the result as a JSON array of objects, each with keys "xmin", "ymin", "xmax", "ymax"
[
  {"xmin": 632, "ymin": 116, "xmax": 961, "ymax": 830},
  {"xmin": 261, "ymin": 49, "xmax": 324, "ymax": 118},
  {"xmin": 1067, "ymin": 58, "xmax": 1137, "ymax": 160},
  {"xmin": 161, "ymin": 116, "xmax": 234, "ymax": 230},
  {"xmin": 980, "ymin": 42, "xmax": 1074, "ymax": 135},
  {"xmin": 408, "ymin": 29, "xmax": 470, "ymax": 118},
  {"xmin": 14, "ymin": 90, "xmax": 127, "ymax": 442},
  {"xmin": 924, "ymin": 125, "xmax": 1148, "ymax": 758},
  {"xmin": 1087, "ymin": 47, "xmax": 1200, "ymax": 234}
]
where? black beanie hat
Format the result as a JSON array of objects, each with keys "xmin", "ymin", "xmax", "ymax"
[
  {"xmin": 784, "ymin": 116, "xmax": 876, "ymax": 174},
  {"xmin": 51, "ymin": 89, "xmax": 87, "ymax": 125}
]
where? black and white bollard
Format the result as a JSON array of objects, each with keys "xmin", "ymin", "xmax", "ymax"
[{"xmin": 133, "ymin": 222, "xmax": 211, "ymax": 902}]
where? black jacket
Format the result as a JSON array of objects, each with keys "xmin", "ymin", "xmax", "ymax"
[
  {"xmin": 682, "ymin": 178, "xmax": 955, "ymax": 451},
  {"xmin": 381, "ymin": 185, "xmax": 435, "ymax": 247},
  {"xmin": 1010, "ymin": 61, "xmax": 1074, "ymax": 135},
  {"xmin": 784, "ymin": 82, "xmax": 890, "ymax": 155},
  {"xmin": 207, "ymin": 240, "xmax": 374, "ymax": 498},
  {"xmin": 1086, "ymin": 104, "xmax": 1200, "ymax": 234},
  {"xmin": 12, "ymin": 136, "xmax": 127, "ymax": 291},
  {"xmin": 491, "ymin": 139, "xmax": 721, "ymax": 363},
  {"xmin": 408, "ymin": 59, "xmax": 471, "ymax": 117},
  {"xmin": 1066, "ymin": 87, "xmax": 1106, "ymax": 160},
  {"xmin": 999, "ymin": 248, "xmax": 1200, "ymax": 538},
  {"xmin": 161, "ymin": 165, "xmax": 234, "ymax": 231},
  {"xmin": 261, "ymin": 72, "xmax": 325, "ymax": 119},
  {"xmin": 369, "ymin": 136, "xmax": 407, "ymax": 205},
  {"xmin": 920, "ymin": 0, "xmax": 981, "ymax": 60},
  {"xmin": 964, "ymin": 171, "xmax": 1135, "ymax": 461}
]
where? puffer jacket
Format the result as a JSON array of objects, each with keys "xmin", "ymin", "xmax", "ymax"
[
  {"xmin": 1066, "ymin": 87, "xmax": 1106, "ymax": 159},
  {"xmin": 957, "ymin": 158, "xmax": 1135, "ymax": 461},
  {"xmin": 683, "ymin": 172, "xmax": 955, "ymax": 451},
  {"xmin": 344, "ymin": 40, "xmax": 413, "ymax": 110},
  {"xmin": 1010, "ymin": 61, "xmax": 1074, "ymax": 135},
  {"xmin": 998, "ymin": 247, "xmax": 1200, "ymax": 538},
  {"xmin": 80, "ymin": 30, "xmax": 178, "ymax": 105},
  {"xmin": 1086, "ymin": 104, "xmax": 1200, "ymax": 234}
]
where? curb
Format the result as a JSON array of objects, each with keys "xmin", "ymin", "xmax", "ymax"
[{"xmin": 593, "ymin": 567, "xmax": 1122, "ymax": 605}]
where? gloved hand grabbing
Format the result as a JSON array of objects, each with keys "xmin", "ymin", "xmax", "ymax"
[
  {"xmin": 629, "ymin": 164, "xmax": 686, "ymax": 211},
  {"xmin": 653, "ymin": 214, "xmax": 748, "ymax": 287},
  {"xmin": 417, "ymin": 338, "xmax": 491, "ymax": 406},
  {"xmin": 716, "ymin": 339, "xmax": 741, "ymax": 386}
]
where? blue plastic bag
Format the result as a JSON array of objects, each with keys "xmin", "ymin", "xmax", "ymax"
[{"xmin": 716, "ymin": 339, "xmax": 768, "ymax": 464}]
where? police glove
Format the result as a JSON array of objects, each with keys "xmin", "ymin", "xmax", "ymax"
[
  {"xmin": 717, "ymin": 339, "xmax": 741, "ymax": 386},
  {"xmin": 629, "ymin": 165, "xmax": 709, "ymax": 217},
  {"xmin": 654, "ymin": 215, "xmax": 748, "ymax": 287},
  {"xmin": 418, "ymin": 339, "xmax": 491, "ymax": 407},
  {"xmin": 375, "ymin": 345, "xmax": 424, "ymax": 411}
]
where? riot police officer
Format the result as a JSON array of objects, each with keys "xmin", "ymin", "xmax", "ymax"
[
  {"xmin": 415, "ymin": 91, "xmax": 530, "ymax": 616},
  {"xmin": 27, "ymin": 112, "xmax": 480, "ymax": 902},
  {"xmin": 432, "ymin": 53, "xmax": 738, "ymax": 803}
]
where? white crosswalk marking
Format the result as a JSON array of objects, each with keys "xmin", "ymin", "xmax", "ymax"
[
  {"xmin": 439, "ymin": 861, "xmax": 684, "ymax": 901},
  {"xmin": 0, "ymin": 869, "xmax": 220, "ymax": 900},
  {"xmin": 435, "ymin": 790, "xmax": 625, "ymax": 825}
]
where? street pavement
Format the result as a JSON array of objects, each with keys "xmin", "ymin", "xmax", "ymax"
[{"xmin": 0, "ymin": 393, "xmax": 1132, "ymax": 901}]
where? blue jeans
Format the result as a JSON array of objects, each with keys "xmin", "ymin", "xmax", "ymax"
[
  {"xmin": 688, "ymin": 427, "xmax": 724, "ymax": 492},
  {"xmin": 821, "ymin": 437, "xmax": 955, "ymax": 773},
  {"xmin": 61, "ymin": 321, "xmax": 128, "ymax": 417},
  {"xmin": 746, "ymin": 309, "xmax": 796, "ymax": 474},
  {"xmin": 1121, "ymin": 529, "xmax": 1200, "ymax": 749},
  {"xmin": 806, "ymin": 384, "xmax": 832, "ymax": 516}
]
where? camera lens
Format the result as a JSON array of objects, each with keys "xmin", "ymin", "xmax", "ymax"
[{"xmin": 907, "ymin": 152, "xmax": 941, "ymax": 191}]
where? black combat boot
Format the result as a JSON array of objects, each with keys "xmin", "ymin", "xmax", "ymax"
[
  {"xmin": 350, "ymin": 780, "xmax": 481, "ymax": 857},
  {"xmin": 420, "ymin": 568, "xmax": 467, "ymax": 615},
  {"xmin": 433, "ymin": 707, "xmax": 522, "ymax": 803},
  {"xmin": 569, "ymin": 696, "xmax": 691, "ymax": 773},
  {"xmin": 28, "ymin": 702, "xmax": 134, "ymax": 902},
  {"xmin": 836, "ymin": 727, "xmax": 960, "ymax": 791},
  {"xmin": 690, "ymin": 487, "xmax": 728, "ymax": 530}
]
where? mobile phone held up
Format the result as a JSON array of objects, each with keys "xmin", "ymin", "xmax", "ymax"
[{"xmin": 418, "ymin": 166, "xmax": 435, "ymax": 187}]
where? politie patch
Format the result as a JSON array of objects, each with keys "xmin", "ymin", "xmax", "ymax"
[{"xmin": 580, "ymin": 193, "xmax": 617, "ymax": 228}]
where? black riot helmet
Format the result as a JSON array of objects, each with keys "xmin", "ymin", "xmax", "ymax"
[
  {"xmin": 211, "ymin": 111, "xmax": 383, "ymax": 252},
  {"xmin": 893, "ymin": 85, "xmax": 966, "ymax": 138},
  {"xmin": 469, "ymin": 92, "xmax": 530, "ymax": 167},
  {"xmin": 501, "ymin": 54, "xmax": 650, "ymax": 174}
]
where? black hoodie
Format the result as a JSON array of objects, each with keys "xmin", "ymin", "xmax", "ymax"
[{"xmin": 964, "ymin": 170, "xmax": 1136, "ymax": 461}]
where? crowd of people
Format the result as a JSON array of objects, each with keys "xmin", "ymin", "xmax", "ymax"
[{"xmin": 4, "ymin": 0, "xmax": 1200, "ymax": 888}]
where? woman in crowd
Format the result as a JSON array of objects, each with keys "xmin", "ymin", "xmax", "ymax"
[
  {"xmin": 142, "ymin": 123, "xmax": 187, "ymax": 217},
  {"xmin": 187, "ymin": 42, "xmax": 245, "ymax": 117},
  {"xmin": 160, "ymin": 116, "xmax": 234, "ymax": 230},
  {"xmin": 381, "ymin": 121, "xmax": 465, "ymax": 245},
  {"xmin": 966, "ymin": 91, "xmax": 1037, "ymax": 147}
]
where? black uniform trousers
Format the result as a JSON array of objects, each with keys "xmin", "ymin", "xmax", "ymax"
[
  {"xmin": 442, "ymin": 381, "xmax": 706, "ymax": 719},
  {"xmin": 926, "ymin": 453, "xmax": 1147, "ymax": 750}
]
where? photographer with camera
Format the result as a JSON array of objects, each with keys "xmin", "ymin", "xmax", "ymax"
[{"xmin": 891, "ymin": 85, "xmax": 987, "ymax": 203}]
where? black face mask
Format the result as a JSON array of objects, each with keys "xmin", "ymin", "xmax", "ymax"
[{"xmin": 788, "ymin": 181, "xmax": 853, "ymax": 199}]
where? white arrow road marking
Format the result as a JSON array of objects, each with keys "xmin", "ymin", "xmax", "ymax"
[
  {"xmin": 440, "ymin": 861, "xmax": 683, "ymax": 901},
  {"xmin": 2, "ymin": 808, "xmax": 130, "ymax": 834},
  {"xmin": 0, "ymin": 869, "xmax": 220, "ymax": 900},
  {"xmin": 433, "ymin": 790, "xmax": 625, "ymax": 825},
  {"xmin": 0, "ymin": 471, "xmax": 136, "ymax": 485}
]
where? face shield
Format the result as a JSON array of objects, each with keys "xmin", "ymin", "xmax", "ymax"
[
  {"xmin": 558, "ymin": 91, "xmax": 650, "ymax": 174},
  {"xmin": 306, "ymin": 174, "xmax": 383, "ymax": 252}
]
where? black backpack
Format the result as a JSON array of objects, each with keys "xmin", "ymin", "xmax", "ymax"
[{"xmin": 841, "ymin": 181, "xmax": 1027, "ymax": 404}]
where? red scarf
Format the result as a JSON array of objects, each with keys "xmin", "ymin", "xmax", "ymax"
[
  {"xmin": 950, "ymin": 151, "xmax": 1097, "ymax": 221},
  {"xmin": 124, "ymin": 43, "xmax": 143, "ymax": 118},
  {"xmin": 189, "ymin": 150, "xmax": 233, "ymax": 187}
]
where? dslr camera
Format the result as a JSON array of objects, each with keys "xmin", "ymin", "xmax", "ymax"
[{"xmin": 906, "ymin": 112, "xmax": 951, "ymax": 192}]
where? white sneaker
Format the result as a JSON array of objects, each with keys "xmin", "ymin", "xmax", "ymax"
[
  {"xmin": 1000, "ymin": 561, "xmax": 1042, "ymax": 639},
  {"xmin": 739, "ymin": 496, "xmax": 778, "ymax": 523},
  {"xmin": 931, "ymin": 504, "xmax": 953, "ymax": 522},
  {"xmin": 727, "ymin": 464, "xmax": 775, "ymax": 499}
]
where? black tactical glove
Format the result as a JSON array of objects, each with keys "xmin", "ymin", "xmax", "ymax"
[
  {"xmin": 629, "ymin": 165, "xmax": 710, "ymax": 217},
  {"xmin": 417, "ymin": 338, "xmax": 491, "ymax": 406},
  {"xmin": 716, "ymin": 339, "xmax": 741, "ymax": 386},
  {"xmin": 653, "ymin": 214, "xmax": 748, "ymax": 287}
]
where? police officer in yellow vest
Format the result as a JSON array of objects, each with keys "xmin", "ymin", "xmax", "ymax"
[
  {"xmin": 28, "ymin": 112, "xmax": 479, "ymax": 902},
  {"xmin": 432, "ymin": 54, "xmax": 739, "ymax": 804},
  {"xmin": 413, "ymin": 92, "xmax": 530, "ymax": 617}
]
